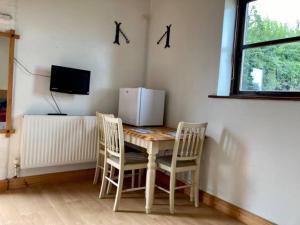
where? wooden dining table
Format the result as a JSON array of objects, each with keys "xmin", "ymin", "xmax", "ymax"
[{"xmin": 123, "ymin": 125, "xmax": 177, "ymax": 214}]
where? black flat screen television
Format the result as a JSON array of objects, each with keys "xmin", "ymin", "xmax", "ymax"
[{"xmin": 50, "ymin": 65, "xmax": 91, "ymax": 95}]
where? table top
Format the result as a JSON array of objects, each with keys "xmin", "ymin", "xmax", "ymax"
[{"xmin": 123, "ymin": 125, "xmax": 177, "ymax": 142}]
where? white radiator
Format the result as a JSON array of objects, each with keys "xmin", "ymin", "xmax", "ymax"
[{"xmin": 20, "ymin": 115, "xmax": 98, "ymax": 169}]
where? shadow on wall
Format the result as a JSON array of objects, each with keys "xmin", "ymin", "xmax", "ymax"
[
  {"xmin": 32, "ymin": 66, "xmax": 51, "ymax": 96},
  {"xmin": 30, "ymin": 67, "xmax": 74, "ymax": 113},
  {"xmin": 200, "ymin": 128, "xmax": 248, "ymax": 206},
  {"xmin": 90, "ymin": 88, "xmax": 119, "ymax": 115}
]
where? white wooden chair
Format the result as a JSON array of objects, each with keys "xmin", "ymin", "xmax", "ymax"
[
  {"xmin": 94, "ymin": 112, "xmax": 145, "ymax": 193},
  {"xmin": 93, "ymin": 112, "xmax": 114, "ymax": 185},
  {"xmin": 155, "ymin": 122, "xmax": 207, "ymax": 214},
  {"xmin": 99, "ymin": 116, "xmax": 148, "ymax": 212}
]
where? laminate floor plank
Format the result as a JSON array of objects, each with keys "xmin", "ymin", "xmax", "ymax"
[{"xmin": 0, "ymin": 181, "xmax": 244, "ymax": 225}]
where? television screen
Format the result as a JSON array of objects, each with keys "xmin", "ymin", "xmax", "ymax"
[{"xmin": 50, "ymin": 65, "xmax": 91, "ymax": 95}]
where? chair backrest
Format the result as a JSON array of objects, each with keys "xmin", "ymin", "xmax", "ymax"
[
  {"xmin": 172, "ymin": 122, "xmax": 207, "ymax": 166},
  {"xmin": 96, "ymin": 112, "xmax": 114, "ymax": 146},
  {"xmin": 103, "ymin": 116, "xmax": 125, "ymax": 164}
]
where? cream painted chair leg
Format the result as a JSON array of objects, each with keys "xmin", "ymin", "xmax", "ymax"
[
  {"xmin": 145, "ymin": 143, "xmax": 159, "ymax": 214},
  {"xmin": 194, "ymin": 168, "xmax": 200, "ymax": 207},
  {"xmin": 93, "ymin": 166, "xmax": 101, "ymax": 185},
  {"xmin": 93, "ymin": 153, "xmax": 103, "ymax": 184},
  {"xmin": 138, "ymin": 169, "xmax": 143, "ymax": 187},
  {"xmin": 107, "ymin": 166, "xmax": 115, "ymax": 194},
  {"xmin": 99, "ymin": 162, "xmax": 109, "ymax": 198},
  {"xmin": 113, "ymin": 169, "xmax": 124, "ymax": 212},
  {"xmin": 169, "ymin": 172, "xmax": 176, "ymax": 214},
  {"xmin": 131, "ymin": 170, "xmax": 135, "ymax": 188},
  {"xmin": 190, "ymin": 171, "xmax": 195, "ymax": 202}
]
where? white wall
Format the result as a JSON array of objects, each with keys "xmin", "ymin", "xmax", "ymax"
[
  {"xmin": 0, "ymin": 0, "xmax": 16, "ymax": 32},
  {"xmin": 146, "ymin": 0, "xmax": 300, "ymax": 224},
  {"xmin": 14, "ymin": 0, "xmax": 150, "ymax": 117},
  {"xmin": 0, "ymin": 0, "xmax": 150, "ymax": 178},
  {"xmin": 0, "ymin": 37, "xmax": 9, "ymax": 90}
]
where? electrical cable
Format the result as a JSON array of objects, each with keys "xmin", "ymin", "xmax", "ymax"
[
  {"xmin": 14, "ymin": 58, "xmax": 63, "ymax": 114},
  {"xmin": 50, "ymin": 92, "xmax": 62, "ymax": 114},
  {"xmin": 14, "ymin": 58, "xmax": 50, "ymax": 78}
]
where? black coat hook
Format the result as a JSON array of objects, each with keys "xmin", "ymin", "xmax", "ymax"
[
  {"xmin": 113, "ymin": 21, "xmax": 130, "ymax": 45},
  {"xmin": 157, "ymin": 24, "xmax": 172, "ymax": 48}
]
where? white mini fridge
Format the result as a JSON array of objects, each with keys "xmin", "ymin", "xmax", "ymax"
[{"xmin": 118, "ymin": 88, "xmax": 165, "ymax": 126}]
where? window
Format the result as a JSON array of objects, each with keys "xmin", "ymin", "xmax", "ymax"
[{"xmin": 232, "ymin": 0, "xmax": 300, "ymax": 97}]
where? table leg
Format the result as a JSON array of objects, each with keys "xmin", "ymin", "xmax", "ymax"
[{"xmin": 145, "ymin": 142, "xmax": 159, "ymax": 214}]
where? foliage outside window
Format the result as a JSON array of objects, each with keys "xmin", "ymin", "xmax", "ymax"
[{"xmin": 232, "ymin": 0, "xmax": 300, "ymax": 97}]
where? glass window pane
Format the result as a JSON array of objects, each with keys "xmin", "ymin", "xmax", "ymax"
[
  {"xmin": 245, "ymin": 0, "xmax": 300, "ymax": 44},
  {"xmin": 240, "ymin": 42, "xmax": 300, "ymax": 92}
]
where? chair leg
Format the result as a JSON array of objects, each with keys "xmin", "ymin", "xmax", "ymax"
[
  {"xmin": 99, "ymin": 161, "xmax": 109, "ymax": 198},
  {"xmin": 138, "ymin": 169, "xmax": 143, "ymax": 187},
  {"xmin": 190, "ymin": 171, "xmax": 195, "ymax": 202},
  {"xmin": 194, "ymin": 169, "xmax": 200, "ymax": 207},
  {"xmin": 93, "ymin": 166, "xmax": 101, "ymax": 185},
  {"xmin": 113, "ymin": 168, "xmax": 124, "ymax": 212},
  {"xmin": 169, "ymin": 172, "xmax": 176, "ymax": 214},
  {"xmin": 131, "ymin": 170, "xmax": 135, "ymax": 188},
  {"xmin": 107, "ymin": 166, "xmax": 115, "ymax": 194},
  {"xmin": 93, "ymin": 153, "xmax": 102, "ymax": 184}
]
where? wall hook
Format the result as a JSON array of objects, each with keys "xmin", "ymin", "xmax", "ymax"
[
  {"xmin": 157, "ymin": 24, "xmax": 172, "ymax": 48},
  {"xmin": 113, "ymin": 21, "xmax": 130, "ymax": 45}
]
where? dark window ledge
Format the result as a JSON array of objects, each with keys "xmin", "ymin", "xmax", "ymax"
[{"xmin": 208, "ymin": 95, "xmax": 300, "ymax": 101}]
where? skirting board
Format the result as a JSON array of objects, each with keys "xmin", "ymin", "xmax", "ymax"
[
  {"xmin": 0, "ymin": 169, "xmax": 95, "ymax": 191},
  {"xmin": 197, "ymin": 190, "xmax": 276, "ymax": 225},
  {"xmin": 0, "ymin": 179, "xmax": 8, "ymax": 192},
  {"xmin": 156, "ymin": 171, "xmax": 276, "ymax": 225}
]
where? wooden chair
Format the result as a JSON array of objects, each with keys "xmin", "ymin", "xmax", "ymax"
[
  {"xmin": 99, "ymin": 116, "xmax": 148, "ymax": 212},
  {"xmin": 156, "ymin": 122, "xmax": 207, "ymax": 214},
  {"xmin": 94, "ymin": 112, "xmax": 145, "ymax": 193},
  {"xmin": 93, "ymin": 112, "xmax": 114, "ymax": 185}
]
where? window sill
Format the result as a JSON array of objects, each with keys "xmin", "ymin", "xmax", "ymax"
[{"xmin": 208, "ymin": 95, "xmax": 300, "ymax": 101}]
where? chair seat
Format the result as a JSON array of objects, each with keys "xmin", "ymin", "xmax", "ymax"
[
  {"xmin": 109, "ymin": 152, "xmax": 148, "ymax": 165},
  {"xmin": 156, "ymin": 156, "xmax": 196, "ymax": 167}
]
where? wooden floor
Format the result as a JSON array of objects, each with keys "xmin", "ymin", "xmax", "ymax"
[{"xmin": 0, "ymin": 181, "xmax": 244, "ymax": 225}]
